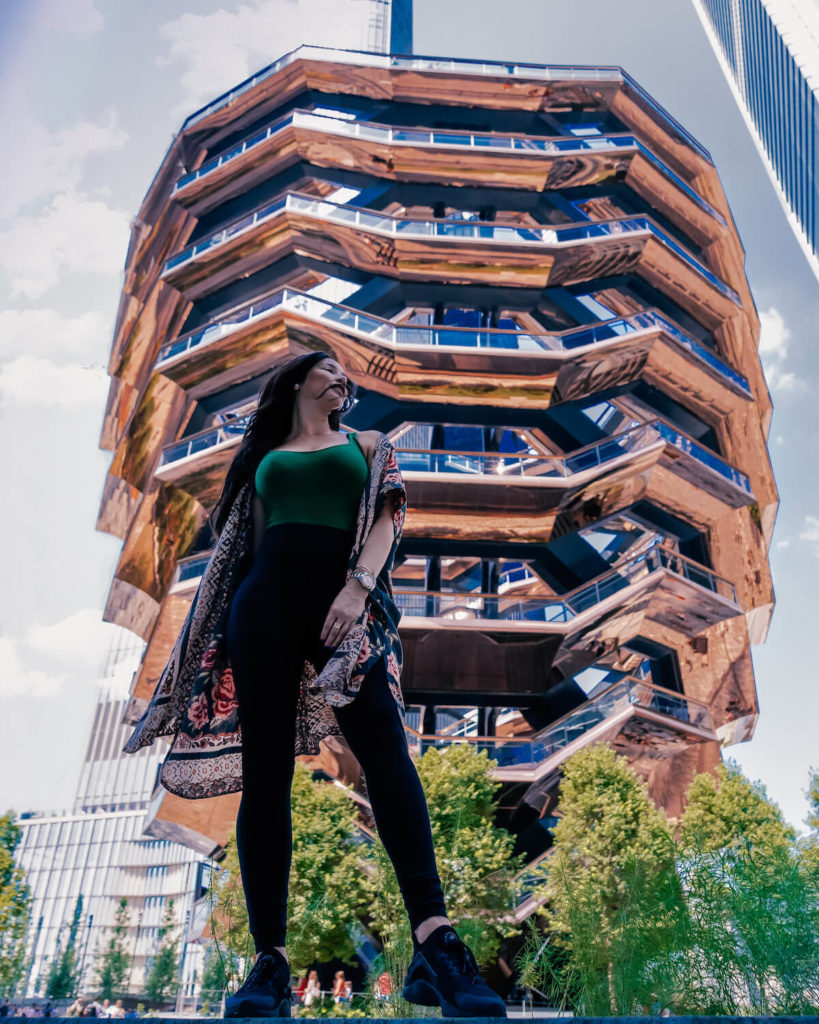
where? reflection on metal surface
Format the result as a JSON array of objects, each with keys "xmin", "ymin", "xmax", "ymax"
[
  {"xmin": 154, "ymin": 287, "xmax": 750, "ymax": 395},
  {"xmin": 173, "ymin": 108, "xmax": 723, "ymax": 224},
  {"xmin": 406, "ymin": 675, "xmax": 714, "ymax": 777},
  {"xmin": 162, "ymin": 192, "xmax": 739, "ymax": 303},
  {"xmin": 97, "ymin": 48, "xmax": 775, "ymax": 867}
]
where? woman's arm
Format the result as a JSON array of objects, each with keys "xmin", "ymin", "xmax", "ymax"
[
  {"xmin": 353, "ymin": 491, "xmax": 400, "ymax": 579},
  {"xmin": 318, "ymin": 495, "xmax": 398, "ymax": 647}
]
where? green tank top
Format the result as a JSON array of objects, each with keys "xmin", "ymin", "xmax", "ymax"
[{"xmin": 254, "ymin": 431, "xmax": 369, "ymax": 532}]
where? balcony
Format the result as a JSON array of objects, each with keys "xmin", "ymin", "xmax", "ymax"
[
  {"xmin": 154, "ymin": 286, "xmax": 750, "ymax": 399},
  {"xmin": 396, "ymin": 544, "xmax": 740, "ymax": 699},
  {"xmin": 172, "ymin": 108, "xmax": 723, "ymax": 231},
  {"xmin": 394, "ymin": 420, "xmax": 751, "ymax": 508},
  {"xmin": 169, "ymin": 536, "xmax": 740, "ymax": 701},
  {"xmin": 155, "ymin": 413, "xmax": 751, "ymax": 518},
  {"xmin": 160, "ymin": 192, "xmax": 740, "ymax": 313},
  {"xmin": 179, "ymin": 46, "xmax": 712, "ymax": 167},
  {"xmin": 406, "ymin": 675, "xmax": 715, "ymax": 780}
]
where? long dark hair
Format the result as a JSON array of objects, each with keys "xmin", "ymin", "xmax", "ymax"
[{"xmin": 207, "ymin": 351, "xmax": 357, "ymax": 538}]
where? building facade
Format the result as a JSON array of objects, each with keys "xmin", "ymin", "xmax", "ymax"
[
  {"xmin": 96, "ymin": 46, "xmax": 777, "ymax": 940},
  {"xmin": 15, "ymin": 634, "xmax": 207, "ymax": 1001},
  {"xmin": 692, "ymin": 0, "xmax": 819, "ymax": 281}
]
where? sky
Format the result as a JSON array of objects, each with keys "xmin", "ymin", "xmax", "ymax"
[{"xmin": 0, "ymin": 0, "xmax": 816, "ymax": 831}]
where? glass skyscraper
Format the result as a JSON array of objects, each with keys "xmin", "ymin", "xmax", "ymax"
[
  {"xmin": 14, "ymin": 634, "xmax": 207, "ymax": 1002},
  {"xmin": 692, "ymin": 0, "xmax": 819, "ymax": 280}
]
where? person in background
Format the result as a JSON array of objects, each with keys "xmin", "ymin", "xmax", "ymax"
[
  {"xmin": 82, "ymin": 996, "xmax": 103, "ymax": 1017},
  {"xmin": 293, "ymin": 976, "xmax": 307, "ymax": 1005},
  {"xmin": 303, "ymin": 971, "xmax": 321, "ymax": 1008},
  {"xmin": 65, "ymin": 998, "xmax": 83, "ymax": 1018},
  {"xmin": 108, "ymin": 1000, "xmax": 126, "ymax": 1019},
  {"xmin": 332, "ymin": 971, "xmax": 346, "ymax": 1004}
]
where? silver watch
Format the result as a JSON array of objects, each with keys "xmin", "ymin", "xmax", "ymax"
[{"xmin": 350, "ymin": 567, "xmax": 376, "ymax": 592}]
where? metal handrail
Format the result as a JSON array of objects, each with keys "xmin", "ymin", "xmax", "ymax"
[
  {"xmin": 173, "ymin": 107, "xmax": 722, "ymax": 223},
  {"xmin": 158, "ymin": 419, "xmax": 750, "ymax": 500},
  {"xmin": 406, "ymin": 675, "xmax": 713, "ymax": 745},
  {"xmin": 392, "ymin": 542, "xmax": 737, "ymax": 612},
  {"xmin": 179, "ymin": 45, "xmax": 712, "ymax": 162},
  {"xmin": 153, "ymin": 286, "xmax": 750, "ymax": 395},
  {"xmin": 161, "ymin": 190, "xmax": 739, "ymax": 303},
  {"xmin": 404, "ymin": 675, "xmax": 715, "ymax": 773},
  {"xmin": 172, "ymin": 540, "xmax": 737, "ymax": 611}
]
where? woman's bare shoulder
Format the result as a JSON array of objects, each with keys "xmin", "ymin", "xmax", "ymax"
[{"xmin": 353, "ymin": 429, "xmax": 384, "ymax": 458}]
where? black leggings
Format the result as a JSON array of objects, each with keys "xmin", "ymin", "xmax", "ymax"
[{"xmin": 226, "ymin": 522, "xmax": 447, "ymax": 951}]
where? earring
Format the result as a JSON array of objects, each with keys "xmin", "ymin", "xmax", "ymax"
[{"xmin": 294, "ymin": 384, "xmax": 300, "ymax": 390}]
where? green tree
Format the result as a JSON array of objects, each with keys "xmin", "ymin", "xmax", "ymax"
[
  {"xmin": 45, "ymin": 895, "xmax": 83, "ymax": 999},
  {"xmin": 209, "ymin": 762, "xmax": 376, "ymax": 980},
  {"xmin": 144, "ymin": 898, "xmax": 179, "ymax": 1003},
  {"xmin": 681, "ymin": 760, "xmax": 795, "ymax": 854},
  {"xmin": 95, "ymin": 898, "xmax": 131, "ymax": 999},
  {"xmin": 0, "ymin": 812, "xmax": 32, "ymax": 997},
  {"xmin": 366, "ymin": 742, "xmax": 525, "ymax": 1016},
  {"xmin": 522, "ymin": 744, "xmax": 683, "ymax": 1015},
  {"xmin": 672, "ymin": 762, "xmax": 819, "ymax": 1013}
]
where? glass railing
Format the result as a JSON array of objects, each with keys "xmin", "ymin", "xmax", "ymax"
[
  {"xmin": 394, "ymin": 420, "xmax": 750, "ymax": 495},
  {"xmin": 157, "ymin": 413, "xmax": 750, "ymax": 504},
  {"xmin": 498, "ymin": 564, "xmax": 540, "ymax": 591},
  {"xmin": 405, "ymin": 676, "xmax": 714, "ymax": 769},
  {"xmin": 653, "ymin": 421, "xmax": 751, "ymax": 492},
  {"xmin": 158, "ymin": 416, "xmax": 251, "ymax": 468},
  {"xmin": 173, "ymin": 555, "xmax": 211, "ymax": 585},
  {"xmin": 180, "ymin": 45, "xmax": 711, "ymax": 163},
  {"xmin": 154, "ymin": 286, "xmax": 750, "ymax": 396},
  {"xmin": 393, "ymin": 542, "xmax": 737, "ymax": 622},
  {"xmin": 174, "ymin": 107, "xmax": 722, "ymax": 223},
  {"xmin": 162, "ymin": 191, "xmax": 739, "ymax": 303},
  {"xmin": 164, "ymin": 196, "xmax": 287, "ymax": 271}
]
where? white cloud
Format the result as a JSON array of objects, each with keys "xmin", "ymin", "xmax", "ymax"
[
  {"xmin": 0, "ymin": 354, "xmax": 109, "ymax": 409},
  {"xmin": 0, "ymin": 639, "xmax": 64, "ymax": 699},
  {"xmin": 799, "ymin": 515, "xmax": 819, "ymax": 553},
  {"xmin": 0, "ymin": 308, "xmax": 110, "ymax": 362},
  {"xmin": 758, "ymin": 305, "xmax": 798, "ymax": 392},
  {"xmin": 0, "ymin": 103, "xmax": 127, "ymax": 221},
  {"xmin": 158, "ymin": 0, "xmax": 383, "ymax": 116},
  {"xmin": 25, "ymin": 609, "xmax": 117, "ymax": 663},
  {"xmin": 36, "ymin": 0, "xmax": 104, "ymax": 36},
  {"xmin": 0, "ymin": 609, "xmax": 125, "ymax": 701},
  {"xmin": 0, "ymin": 192, "xmax": 130, "ymax": 299}
]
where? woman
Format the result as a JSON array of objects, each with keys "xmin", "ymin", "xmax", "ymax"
[
  {"xmin": 332, "ymin": 971, "xmax": 346, "ymax": 1005},
  {"xmin": 124, "ymin": 351, "xmax": 505, "ymax": 1020},
  {"xmin": 302, "ymin": 971, "xmax": 321, "ymax": 1009}
]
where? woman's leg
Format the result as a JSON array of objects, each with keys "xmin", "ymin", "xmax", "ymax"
[
  {"xmin": 227, "ymin": 522, "xmax": 357, "ymax": 955},
  {"xmin": 331, "ymin": 657, "xmax": 449, "ymax": 937},
  {"xmin": 227, "ymin": 536, "xmax": 308, "ymax": 955}
]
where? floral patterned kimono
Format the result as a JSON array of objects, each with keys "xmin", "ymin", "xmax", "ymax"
[{"xmin": 123, "ymin": 432, "xmax": 407, "ymax": 799}]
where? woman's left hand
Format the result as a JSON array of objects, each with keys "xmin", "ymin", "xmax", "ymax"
[{"xmin": 321, "ymin": 581, "xmax": 368, "ymax": 648}]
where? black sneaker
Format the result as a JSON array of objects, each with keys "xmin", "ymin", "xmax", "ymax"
[
  {"xmin": 225, "ymin": 949, "xmax": 292, "ymax": 1018},
  {"xmin": 402, "ymin": 925, "xmax": 507, "ymax": 1018}
]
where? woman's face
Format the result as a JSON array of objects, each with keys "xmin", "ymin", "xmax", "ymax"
[{"xmin": 299, "ymin": 357, "xmax": 350, "ymax": 413}]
